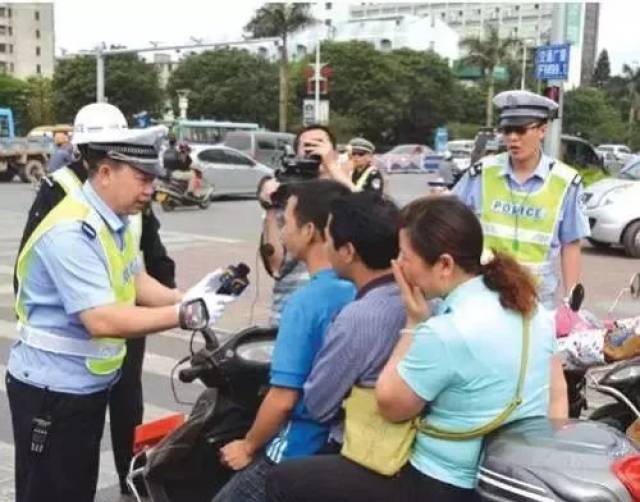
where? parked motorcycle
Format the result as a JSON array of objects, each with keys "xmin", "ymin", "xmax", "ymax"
[
  {"xmin": 129, "ymin": 320, "xmax": 640, "ymax": 502},
  {"xmin": 587, "ymin": 273, "xmax": 640, "ymax": 434},
  {"xmin": 154, "ymin": 171, "xmax": 214, "ymax": 212}
]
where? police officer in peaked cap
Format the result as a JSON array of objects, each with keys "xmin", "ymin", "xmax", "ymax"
[
  {"xmin": 453, "ymin": 89, "xmax": 590, "ymax": 310},
  {"xmin": 347, "ymin": 137, "xmax": 384, "ymax": 193},
  {"xmin": 7, "ymin": 103, "xmax": 235, "ymax": 502}
]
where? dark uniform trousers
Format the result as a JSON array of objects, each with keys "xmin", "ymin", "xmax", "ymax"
[
  {"xmin": 109, "ymin": 337, "xmax": 145, "ymax": 491},
  {"xmin": 6, "ymin": 372, "xmax": 109, "ymax": 502}
]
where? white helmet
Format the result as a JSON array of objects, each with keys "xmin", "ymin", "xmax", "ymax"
[{"xmin": 72, "ymin": 102, "xmax": 129, "ymax": 145}]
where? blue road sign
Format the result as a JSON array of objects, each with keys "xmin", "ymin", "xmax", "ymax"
[{"xmin": 535, "ymin": 43, "xmax": 571, "ymax": 81}]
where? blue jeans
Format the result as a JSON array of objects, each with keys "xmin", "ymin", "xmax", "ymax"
[{"xmin": 213, "ymin": 455, "xmax": 273, "ymax": 502}]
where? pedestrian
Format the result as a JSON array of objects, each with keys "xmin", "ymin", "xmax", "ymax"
[
  {"xmin": 14, "ymin": 103, "xmax": 178, "ymax": 496},
  {"xmin": 47, "ymin": 131, "xmax": 73, "ymax": 173},
  {"xmin": 7, "ymin": 103, "xmax": 234, "ymax": 502},
  {"xmin": 453, "ymin": 90, "xmax": 590, "ymax": 308}
]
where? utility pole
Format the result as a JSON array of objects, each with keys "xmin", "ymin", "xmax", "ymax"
[
  {"xmin": 314, "ymin": 39, "xmax": 321, "ymax": 122},
  {"xmin": 96, "ymin": 44, "xmax": 105, "ymax": 103},
  {"xmin": 544, "ymin": 3, "xmax": 566, "ymax": 159}
]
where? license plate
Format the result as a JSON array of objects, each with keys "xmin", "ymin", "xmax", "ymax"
[{"xmin": 155, "ymin": 192, "xmax": 167, "ymax": 202}]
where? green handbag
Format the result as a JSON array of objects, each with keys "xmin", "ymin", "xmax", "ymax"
[{"xmin": 341, "ymin": 317, "xmax": 531, "ymax": 476}]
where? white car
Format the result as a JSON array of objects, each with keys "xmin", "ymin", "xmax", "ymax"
[
  {"xmin": 190, "ymin": 144, "xmax": 273, "ymax": 198},
  {"xmin": 596, "ymin": 144, "xmax": 633, "ymax": 173},
  {"xmin": 583, "ymin": 155, "xmax": 640, "ymax": 256}
]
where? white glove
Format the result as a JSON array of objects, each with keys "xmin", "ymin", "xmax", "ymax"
[
  {"xmin": 179, "ymin": 270, "xmax": 236, "ymax": 329},
  {"xmin": 201, "ymin": 292, "xmax": 235, "ymax": 326},
  {"xmin": 183, "ymin": 269, "xmax": 224, "ymax": 301}
]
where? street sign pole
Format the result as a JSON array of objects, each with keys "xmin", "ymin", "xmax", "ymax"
[{"xmin": 544, "ymin": 3, "xmax": 567, "ymax": 159}]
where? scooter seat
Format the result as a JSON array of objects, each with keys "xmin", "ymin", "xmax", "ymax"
[{"xmin": 477, "ymin": 418, "xmax": 637, "ymax": 501}]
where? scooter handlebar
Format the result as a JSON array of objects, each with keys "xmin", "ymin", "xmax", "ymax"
[{"xmin": 178, "ymin": 365, "xmax": 206, "ymax": 383}]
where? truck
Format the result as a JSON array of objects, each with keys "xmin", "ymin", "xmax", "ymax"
[{"xmin": 0, "ymin": 108, "xmax": 53, "ymax": 183}]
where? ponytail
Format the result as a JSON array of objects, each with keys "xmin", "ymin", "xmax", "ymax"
[{"xmin": 481, "ymin": 250, "xmax": 537, "ymax": 317}]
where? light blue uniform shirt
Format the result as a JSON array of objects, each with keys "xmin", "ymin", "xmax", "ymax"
[
  {"xmin": 7, "ymin": 181, "xmax": 141, "ymax": 394},
  {"xmin": 453, "ymin": 153, "xmax": 590, "ymax": 307},
  {"xmin": 398, "ymin": 276, "xmax": 557, "ymax": 489}
]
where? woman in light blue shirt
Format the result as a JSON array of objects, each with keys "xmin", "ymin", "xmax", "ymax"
[{"xmin": 266, "ymin": 196, "xmax": 567, "ymax": 502}]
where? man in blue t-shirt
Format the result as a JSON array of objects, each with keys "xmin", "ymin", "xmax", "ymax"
[{"xmin": 214, "ymin": 180, "xmax": 355, "ymax": 502}]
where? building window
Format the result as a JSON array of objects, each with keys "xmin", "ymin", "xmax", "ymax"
[
  {"xmin": 36, "ymin": 46, "xmax": 41, "ymax": 56},
  {"xmin": 36, "ymin": 64, "xmax": 42, "ymax": 74},
  {"xmin": 7, "ymin": 8, "xmax": 11, "ymax": 18},
  {"xmin": 0, "ymin": 8, "xmax": 5, "ymax": 17},
  {"xmin": 325, "ymin": 19, "xmax": 331, "ymax": 26},
  {"xmin": 0, "ymin": 61, "xmax": 6, "ymax": 74},
  {"xmin": 8, "ymin": 26, "xmax": 12, "ymax": 36},
  {"xmin": 35, "ymin": 11, "xmax": 40, "ymax": 21},
  {"xmin": 515, "ymin": 5, "xmax": 520, "ymax": 11},
  {"xmin": 441, "ymin": 12, "xmax": 446, "ymax": 19},
  {"xmin": 380, "ymin": 39, "xmax": 392, "ymax": 51},
  {"xmin": 534, "ymin": 3, "xmax": 539, "ymax": 9},
  {"xmin": 36, "ymin": 29, "xmax": 40, "ymax": 39},
  {"xmin": 0, "ymin": 26, "xmax": 5, "ymax": 35},
  {"xmin": 9, "ymin": 44, "xmax": 12, "ymax": 54},
  {"xmin": 0, "ymin": 43, "xmax": 5, "ymax": 53},
  {"xmin": 459, "ymin": 10, "xmax": 463, "ymax": 16},
  {"xmin": 325, "ymin": 2, "xmax": 332, "ymax": 9}
]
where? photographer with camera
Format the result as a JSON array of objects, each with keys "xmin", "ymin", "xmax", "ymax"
[{"xmin": 258, "ymin": 125, "xmax": 337, "ymax": 325}]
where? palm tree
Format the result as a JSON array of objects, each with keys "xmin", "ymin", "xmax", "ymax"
[
  {"xmin": 459, "ymin": 25, "xmax": 518, "ymax": 126},
  {"xmin": 245, "ymin": 3, "xmax": 315, "ymax": 132},
  {"xmin": 622, "ymin": 64, "xmax": 640, "ymax": 129}
]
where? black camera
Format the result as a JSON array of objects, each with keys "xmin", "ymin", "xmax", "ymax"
[{"xmin": 257, "ymin": 145, "xmax": 321, "ymax": 210}]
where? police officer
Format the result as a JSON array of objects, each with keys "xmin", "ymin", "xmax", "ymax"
[
  {"xmin": 7, "ymin": 111, "xmax": 233, "ymax": 502},
  {"xmin": 453, "ymin": 90, "xmax": 590, "ymax": 309},
  {"xmin": 346, "ymin": 137, "xmax": 384, "ymax": 193},
  {"xmin": 14, "ymin": 103, "xmax": 177, "ymax": 496}
]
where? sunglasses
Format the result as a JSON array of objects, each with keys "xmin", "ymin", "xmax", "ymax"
[
  {"xmin": 351, "ymin": 151, "xmax": 369, "ymax": 157},
  {"xmin": 498, "ymin": 123, "xmax": 542, "ymax": 136}
]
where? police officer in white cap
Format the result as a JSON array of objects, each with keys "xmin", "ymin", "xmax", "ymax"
[
  {"xmin": 347, "ymin": 137, "xmax": 384, "ymax": 193},
  {"xmin": 453, "ymin": 90, "xmax": 590, "ymax": 309}
]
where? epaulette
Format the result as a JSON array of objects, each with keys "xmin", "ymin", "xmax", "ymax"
[
  {"xmin": 572, "ymin": 173, "xmax": 582, "ymax": 186},
  {"xmin": 81, "ymin": 221, "xmax": 97, "ymax": 240},
  {"xmin": 468, "ymin": 161, "xmax": 483, "ymax": 177},
  {"xmin": 43, "ymin": 175, "xmax": 55, "ymax": 188}
]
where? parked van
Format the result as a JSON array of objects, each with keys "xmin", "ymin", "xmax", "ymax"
[{"xmin": 224, "ymin": 131, "xmax": 295, "ymax": 169}]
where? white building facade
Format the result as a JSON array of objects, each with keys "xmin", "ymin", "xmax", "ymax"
[{"xmin": 0, "ymin": 2, "xmax": 54, "ymax": 78}]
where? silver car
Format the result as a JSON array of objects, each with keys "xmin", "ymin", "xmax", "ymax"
[
  {"xmin": 191, "ymin": 145, "xmax": 273, "ymax": 198},
  {"xmin": 583, "ymin": 155, "xmax": 640, "ymax": 256}
]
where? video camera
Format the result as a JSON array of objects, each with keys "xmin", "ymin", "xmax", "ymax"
[
  {"xmin": 274, "ymin": 144, "xmax": 321, "ymax": 183},
  {"xmin": 259, "ymin": 144, "xmax": 322, "ymax": 210}
]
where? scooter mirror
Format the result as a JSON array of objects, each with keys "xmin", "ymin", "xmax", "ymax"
[
  {"xmin": 630, "ymin": 273, "xmax": 640, "ymax": 299},
  {"xmin": 568, "ymin": 283, "xmax": 585, "ymax": 312}
]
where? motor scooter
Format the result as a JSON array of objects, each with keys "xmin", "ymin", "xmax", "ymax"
[{"xmin": 129, "ymin": 321, "xmax": 640, "ymax": 502}]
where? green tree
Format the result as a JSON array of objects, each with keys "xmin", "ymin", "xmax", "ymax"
[
  {"xmin": 0, "ymin": 74, "xmax": 28, "ymax": 134},
  {"xmin": 622, "ymin": 64, "xmax": 640, "ymax": 128},
  {"xmin": 592, "ymin": 49, "xmax": 611, "ymax": 88},
  {"xmin": 53, "ymin": 54, "xmax": 163, "ymax": 123},
  {"xmin": 289, "ymin": 41, "xmax": 461, "ymax": 146},
  {"xmin": 564, "ymin": 87, "xmax": 626, "ymax": 144},
  {"xmin": 167, "ymin": 48, "xmax": 279, "ymax": 129},
  {"xmin": 245, "ymin": 3, "xmax": 315, "ymax": 132},
  {"xmin": 25, "ymin": 77, "xmax": 55, "ymax": 128},
  {"xmin": 459, "ymin": 25, "xmax": 518, "ymax": 126}
]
